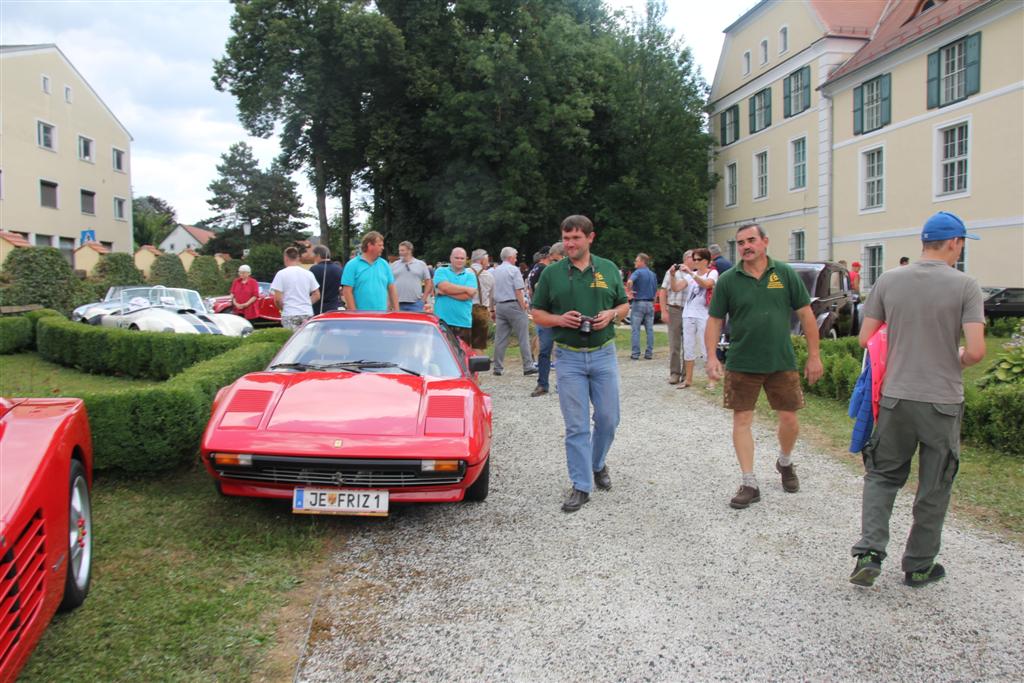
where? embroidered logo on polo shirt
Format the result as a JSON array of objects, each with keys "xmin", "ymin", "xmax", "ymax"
[
  {"xmin": 591, "ymin": 272, "xmax": 608, "ymax": 289},
  {"xmin": 767, "ymin": 272, "xmax": 785, "ymax": 289}
]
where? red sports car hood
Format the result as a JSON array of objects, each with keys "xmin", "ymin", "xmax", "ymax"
[{"xmin": 219, "ymin": 372, "xmax": 471, "ymax": 436}]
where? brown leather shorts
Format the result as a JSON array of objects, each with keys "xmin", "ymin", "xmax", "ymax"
[
  {"xmin": 471, "ymin": 304, "xmax": 490, "ymax": 349},
  {"xmin": 451, "ymin": 324, "xmax": 474, "ymax": 348},
  {"xmin": 724, "ymin": 370, "xmax": 804, "ymax": 412}
]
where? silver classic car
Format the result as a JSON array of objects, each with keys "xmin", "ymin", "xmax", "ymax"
[{"xmin": 75, "ymin": 286, "xmax": 253, "ymax": 337}]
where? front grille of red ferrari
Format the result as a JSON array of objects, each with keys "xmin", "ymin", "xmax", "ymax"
[
  {"xmin": 0, "ymin": 509, "xmax": 47, "ymax": 670},
  {"xmin": 214, "ymin": 455, "xmax": 465, "ymax": 487}
]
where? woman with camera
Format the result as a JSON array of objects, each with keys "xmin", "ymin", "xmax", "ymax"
[{"xmin": 677, "ymin": 247, "xmax": 718, "ymax": 389}]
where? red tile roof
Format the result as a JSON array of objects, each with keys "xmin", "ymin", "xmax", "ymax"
[
  {"xmin": 214, "ymin": 252, "xmax": 232, "ymax": 261},
  {"xmin": 182, "ymin": 225, "xmax": 215, "ymax": 245},
  {"xmin": 828, "ymin": 0, "xmax": 992, "ymax": 83},
  {"xmin": 76, "ymin": 241, "xmax": 111, "ymax": 254},
  {"xmin": 810, "ymin": 0, "xmax": 889, "ymax": 37},
  {"xmin": 0, "ymin": 231, "xmax": 31, "ymax": 248},
  {"xmin": 137, "ymin": 245, "xmax": 164, "ymax": 256}
]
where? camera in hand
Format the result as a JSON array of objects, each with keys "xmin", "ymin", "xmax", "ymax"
[{"xmin": 578, "ymin": 315, "xmax": 595, "ymax": 335}]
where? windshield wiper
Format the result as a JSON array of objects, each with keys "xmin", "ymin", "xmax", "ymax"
[
  {"xmin": 315, "ymin": 360, "xmax": 421, "ymax": 376},
  {"xmin": 269, "ymin": 362, "xmax": 317, "ymax": 371}
]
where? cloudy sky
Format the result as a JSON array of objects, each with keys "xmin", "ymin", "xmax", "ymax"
[{"xmin": 1, "ymin": 0, "xmax": 753, "ymax": 227}]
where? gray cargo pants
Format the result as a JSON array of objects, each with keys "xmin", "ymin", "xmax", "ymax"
[
  {"xmin": 852, "ymin": 395, "xmax": 963, "ymax": 572},
  {"xmin": 493, "ymin": 300, "xmax": 535, "ymax": 374}
]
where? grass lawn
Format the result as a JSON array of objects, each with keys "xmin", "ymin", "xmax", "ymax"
[
  {"xmin": 19, "ymin": 466, "xmax": 332, "ymax": 682},
  {"xmin": 0, "ymin": 352, "xmax": 159, "ymax": 395}
]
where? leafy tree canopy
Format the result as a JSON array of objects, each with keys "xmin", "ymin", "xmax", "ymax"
[{"xmin": 133, "ymin": 195, "xmax": 177, "ymax": 249}]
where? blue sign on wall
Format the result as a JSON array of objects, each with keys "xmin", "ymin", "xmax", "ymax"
[{"xmin": 80, "ymin": 229, "xmax": 96, "ymax": 244}]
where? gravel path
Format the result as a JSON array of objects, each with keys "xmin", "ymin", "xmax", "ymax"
[{"xmin": 295, "ymin": 349, "xmax": 1024, "ymax": 682}]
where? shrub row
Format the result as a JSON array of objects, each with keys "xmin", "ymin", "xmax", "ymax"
[
  {"xmin": 0, "ymin": 317, "xmax": 32, "ymax": 354},
  {"xmin": 793, "ymin": 335, "xmax": 1024, "ymax": 457},
  {"xmin": 36, "ymin": 315, "xmax": 243, "ymax": 380},
  {"xmin": 988, "ymin": 316, "xmax": 1022, "ymax": 338},
  {"xmin": 81, "ymin": 341, "xmax": 282, "ymax": 473}
]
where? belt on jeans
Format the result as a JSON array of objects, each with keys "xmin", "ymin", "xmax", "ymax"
[
  {"xmin": 633, "ymin": 299, "xmax": 653, "ymax": 302},
  {"xmin": 555, "ymin": 339, "xmax": 615, "ymax": 353},
  {"xmin": 497, "ymin": 299, "xmax": 517, "ymax": 304},
  {"xmin": 668, "ymin": 304, "xmax": 682, "ymax": 309}
]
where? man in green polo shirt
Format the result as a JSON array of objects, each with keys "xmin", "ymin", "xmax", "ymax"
[
  {"xmin": 532, "ymin": 215, "xmax": 630, "ymax": 513},
  {"xmin": 704, "ymin": 223, "xmax": 823, "ymax": 510}
]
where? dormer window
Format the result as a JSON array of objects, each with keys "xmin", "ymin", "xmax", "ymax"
[{"xmin": 760, "ymin": 40, "xmax": 769, "ymax": 65}]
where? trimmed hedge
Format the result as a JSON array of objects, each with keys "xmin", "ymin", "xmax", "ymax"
[
  {"xmin": 150, "ymin": 253, "xmax": 189, "ymax": 288},
  {"xmin": 95, "ymin": 252, "xmax": 145, "ymax": 285},
  {"xmin": 81, "ymin": 341, "xmax": 281, "ymax": 473},
  {"xmin": 241, "ymin": 327, "xmax": 294, "ymax": 346},
  {"xmin": 36, "ymin": 315, "xmax": 243, "ymax": 380},
  {"xmin": 0, "ymin": 317, "xmax": 32, "ymax": 354}
]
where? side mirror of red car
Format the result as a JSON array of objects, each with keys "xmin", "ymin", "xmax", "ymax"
[{"xmin": 468, "ymin": 356, "xmax": 491, "ymax": 373}]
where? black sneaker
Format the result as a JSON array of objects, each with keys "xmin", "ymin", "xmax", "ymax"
[
  {"xmin": 594, "ymin": 466, "xmax": 611, "ymax": 491},
  {"xmin": 850, "ymin": 552, "xmax": 883, "ymax": 587},
  {"xmin": 904, "ymin": 563, "xmax": 946, "ymax": 587},
  {"xmin": 561, "ymin": 488, "xmax": 589, "ymax": 513}
]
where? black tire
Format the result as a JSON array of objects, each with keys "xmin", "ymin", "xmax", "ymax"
[
  {"xmin": 59, "ymin": 460, "xmax": 92, "ymax": 612},
  {"xmin": 128, "ymin": 324, "xmax": 139, "ymax": 331},
  {"xmin": 463, "ymin": 457, "xmax": 490, "ymax": 502}
]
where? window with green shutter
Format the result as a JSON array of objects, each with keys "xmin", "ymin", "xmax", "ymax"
[
  {"xmin": 749, "ymin": 88, "xmax": 771, "ymax": 133},
  {"xmin": 784, "ymin": 65, "xmax": 811, "ymax": 118},
  {"xmin": 854, "ymin": 73, "xmax": 890, "ymax": 134},
  {"xmin": 927, "ymin": 33, "xmax": 981, "ymax": 109},
  {"xmin": 720, "ymin": 105, "xmax": 740, "ymax": 145}
]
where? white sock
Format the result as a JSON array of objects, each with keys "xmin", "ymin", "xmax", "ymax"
[
  {"xmin": 778, "ymin": 453, "xmax": 792, "ymax": 467},
  {"xmin": 742, "ymin": 472, "xmax": 758, "ymax": 488}
]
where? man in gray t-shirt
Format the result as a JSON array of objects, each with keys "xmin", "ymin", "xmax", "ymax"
[
  {"xmin": 391, "ymin": 241, "xmax": 433, "ymax": 312},
  {"xmin": 849, "ymin": 212, "xmax": 986, "ymax": 589}
]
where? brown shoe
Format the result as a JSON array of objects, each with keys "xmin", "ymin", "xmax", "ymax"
[
  {"xmin": 668, "ymin": 374, "xmax": 681, "ymax": 385},
  {"xmin": 729, "ymin": 485, "xmax": 761, "ymax": 509},
  {"xmin": 776, "ymin": 460, "xmax": 799, "ymax": 493},
  {"xmin": 530, "ymin": 386, "xmax": 548, "ymax": 397}
]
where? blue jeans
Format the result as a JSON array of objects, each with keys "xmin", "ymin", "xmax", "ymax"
[
  {"xmin": 630, "ymin": 300, "xmax": 655, "ymax": 358},
  {"xmin": 536, "ymin": 324, "xmax": 555, "ymax": 390},
  {"xmin": 399, "ymin": 300, "xmax": 425, "ymax": 312},
  {"xmin": 555, "ymin": 343, "xmax": 621, "ymax": 493}
]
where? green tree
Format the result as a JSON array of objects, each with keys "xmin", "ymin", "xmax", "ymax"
[
  {"xmin": 214, "ymin": 0, "xmax": 404, "ymax": 260},
  {"xmin": 1, "ymin": 247, "xmax": 86, "ymax": 313},
  {"xmin": 132, "ymin": 195, "xmax": 177, "ymax": 248},
  {"xmin": 95, "ymin": 253, "xmax": 145, "ymax": 286},
  {"xmin": 149, "ymin": 254, "xmax": 189, "ymax": 288},
  {"xmin": 187, "ymin": 255, "xmax": 229, "ymax": 296},
  {"xmin": 246, "ymin": 243, "xmax": 285, "ymax": 282},
  {"xmin": 203, "ymin": 141, "xmax": 308, "ymax": 255}
]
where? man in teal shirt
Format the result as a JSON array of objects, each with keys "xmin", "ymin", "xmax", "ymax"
[
  {"xmin": 433, "ymin": 247, "xmax": 477, "ymax": 347},
  {"xmin": 704, "ymin": 223, "xmax": 823, "ymax": 510},
  {"xmin": 341, "ymin": 231, "xmax": 398, "ymax": 311}
]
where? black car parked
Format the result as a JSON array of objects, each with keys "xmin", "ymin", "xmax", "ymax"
[{"xmin": 982, "ymin": 287, "xmax": 1024, "ymax": 320}]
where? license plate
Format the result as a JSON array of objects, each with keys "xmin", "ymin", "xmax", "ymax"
[{"xmin": 292, "ymin": 488, "xmax": 389, "ymax": 516}]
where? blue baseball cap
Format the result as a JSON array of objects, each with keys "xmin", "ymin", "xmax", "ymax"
[{"xmin": 921, "ymin": 211, "xmax": 979, "ymax": 241}]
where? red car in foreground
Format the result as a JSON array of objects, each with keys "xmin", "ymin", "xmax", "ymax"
[
  {"xmin": 201, "ymin": 312, "xmax": 493, "ymax": 516},
  {"xmin": 208, "ymin": 281, "xmax": 281, "ymax": 323},
  {"xmin": 0, "ymin": 398, "xmax": 93, "ymax": 683}
]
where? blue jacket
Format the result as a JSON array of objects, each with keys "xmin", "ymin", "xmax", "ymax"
[{"xmin": 848, "ymin": 353, "xmax": 873, "ymax": 453}]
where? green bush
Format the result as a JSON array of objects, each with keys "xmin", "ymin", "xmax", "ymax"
[
  {"xmin": 0, "ymin": 317, "xmax": 33, "ymax": 354},
  {"xmin": 988, "ymin": 317, "xmax": 1022, "ymax": 338},
  {"xmin": 82, "ymin": 342, "xmax": 284, "ymax": 473},
  {"xmin": 242, "ymin": 327, "xmax": 293, "ymax": 346},
  {"xmin": 246, "ymin": 244, "xmax": 284, "ymax": 282},
  {"xmin": 36, "ymin": 315, "xmax": 243, "ymax": 380},
  {"xmin": 979, "ymin": 343, "xmax": 1024, "ymax": 388},
  {"xmin": 1, "ymin": 247, "xmax": 83, "ymax": 314},
  {"xmin": 964, "ymin": 384, "xmax": 1024, "ymax": 456},
  {"xmin": 23, "ymin": 308, "xmax": 62, "ymax": 343},
  {"xmin": 149, "ymin": 253, "xmax": 189, "ymax": 288},
  {"xmin": 188, "ymin": 255, "xmax": 228, "ymax": 296},
  {"xmin": 95, "ymin": 252, "xmax": 145, "ymax": 285}
]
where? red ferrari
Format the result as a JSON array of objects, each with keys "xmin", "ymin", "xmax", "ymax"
[
  {"xmin": 208, "ymin": 281, "xmax": 281, "ymax": 323},
  {"xmin": 201, "ymin": 312, "xmax": 493, "ymax": 515},
  {"xmin": 0, "ymin": 398, "xmax": 93, "ymax": 683}
]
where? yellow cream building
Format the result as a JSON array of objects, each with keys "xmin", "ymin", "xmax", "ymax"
[
  {"xmin": 707, "ymin": 1, "xmax": 886, "ymax": 265},
  {"xmin": 0, "ymin": 44, "xmax": 133, "ymax": 261},
  {"xmin": 822, "ymin": 0, "xmax": 1023, "ymax": 289}
]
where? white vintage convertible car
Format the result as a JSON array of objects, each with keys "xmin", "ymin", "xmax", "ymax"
[{"xmin": 78, "ymin": 286, "xmax": 252, "ymax": 337}]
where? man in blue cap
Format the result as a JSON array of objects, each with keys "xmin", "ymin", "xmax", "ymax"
[{"xmin": 849, "ymin": 211, "xmax": 986, "ymax": 588}]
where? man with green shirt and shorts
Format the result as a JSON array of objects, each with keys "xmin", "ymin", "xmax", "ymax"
[
  {"xmin": 532, "ymin": 215, "xmax": 630, "ymax": 513},
  {"xmin": 704, "ymin": 223, "xmax": 824, "ymax": 509}
]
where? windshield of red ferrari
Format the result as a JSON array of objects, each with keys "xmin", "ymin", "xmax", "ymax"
[{"xmin": 270, "ymin": 319, "xmax": 463, "ymax": 378}]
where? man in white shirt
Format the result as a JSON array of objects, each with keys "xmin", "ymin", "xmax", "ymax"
[
  {"xmin": 659, "ymin": 249, "xmax": 692, "ymax": 384},
  {"xmin": 491, "ymin": 246, "xmax": 537, "ymax": 376},
  {"xmin": 270, "ymin": 246, "xmax": 321, "ymax": 330}
]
